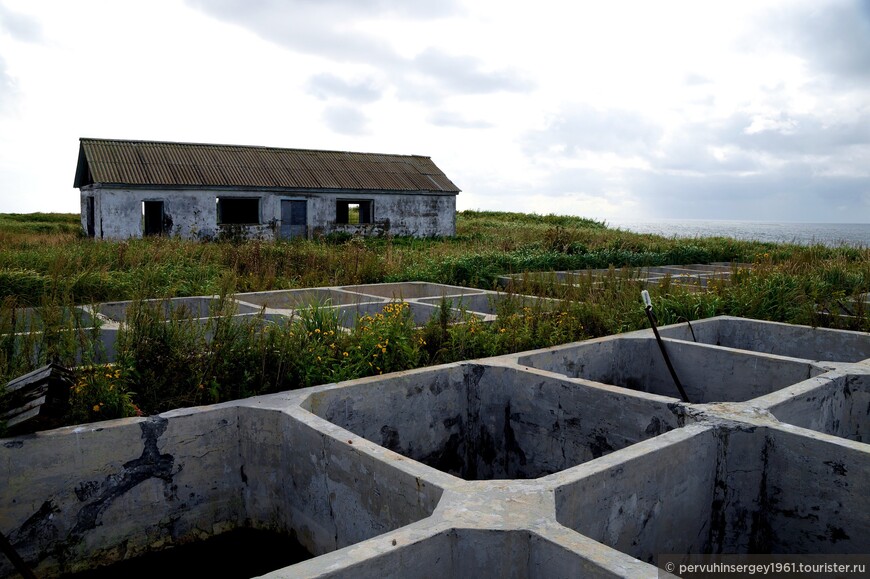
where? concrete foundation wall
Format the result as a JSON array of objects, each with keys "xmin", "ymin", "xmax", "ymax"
[
  {"xmin": 557, "ymin": 423, "xmax": 870, "ymax": 563},
  {"xmin": 556, "ymin": 426, "xmax": 724, "ymax": 563},
  {"xmin": 768, "ymin": 374, "xmax": 870, "ymax": 443},
  {"xmin": 237, "ymin": 404, "xmax": 443, "ymax": 556},
  {"xmin": 270, "ymin": 529, "xmax": 631, "ymax": 579},
  {"xmin": 80, "ymin": 186, "xmax": 456, "ymax": 240},
  {"xmin": 306, "ymin": 364, "xmax": 682, "ymax": 481},
  {"xmin": 519, "ymin": 337, "xmax": 822, "ymax": 403},
  {"xmin": 0, "ymin": 409, "xmax": 244, "ymax": 576},
  {"xmin": 3, "ymin": 315, "xmax": 869, "ymax": 577},
  {"xmin": 658, "ymin": 316, "xmax": 870, "ymax": 362}
]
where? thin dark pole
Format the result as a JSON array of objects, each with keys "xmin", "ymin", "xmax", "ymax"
[{"xmin": 642, "ymin": 291, "xmax": 690, "ymax": 403}]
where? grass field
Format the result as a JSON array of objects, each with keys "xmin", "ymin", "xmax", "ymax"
[{"xmin": 1, "ymin": 211, "xmax": 868, "ymax": 429}]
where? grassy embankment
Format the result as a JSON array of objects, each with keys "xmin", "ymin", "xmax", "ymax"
[{"xmin": 0, "ymin": 211, "xmax": 867, "ymax": 428}]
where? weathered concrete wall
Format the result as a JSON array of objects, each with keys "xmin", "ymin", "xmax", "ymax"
[
  {"xmin": 236, "ymin": 403, "xmax": 443, "ymax": 556},
  {"xmin": 306, "ymin": 191, "xmax": 456, "ymax": 238},
  {"xmin": 658, "ymin": 316, "xmax": 870, "ymax": 363},
  {"xmin": 80, "ymin": 186, "xmax": 456, "ymax": 240},
  {"xmin": 556, "ymin": 425, "xmax": 724, "ymax": 563},
  {"xmin": 767, "ymin": 373, "xmax": 870, "ymax": 443},
  {"xmin": 0, "ymin": 409, "xmax": 244, "ymax": 577},
  {"xmin": 306, "ymin": 364, "xmax": 682, "ymax": 481},
  {"xmin": 81, "ymin": 186, "xmax": 220, "ymax": 239},
  {"xmin": 0, "ymin": 396, "xmax": 445, "ymax": 578},
  {"xmin": 763, "ymin": 426, "xmax": 870, "ymax": 554},
  {"xmin": 557, "ymin": 421, "xmax": 870, "ymax": 562},
  {"xmin": 518, "ymin": 337, "xmax": 823, "ymax": 403}
]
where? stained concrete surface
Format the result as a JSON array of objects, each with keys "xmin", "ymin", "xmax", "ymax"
[{"xmin": 2, "ymin": 315, "xmax": 870, "ymax": 578}]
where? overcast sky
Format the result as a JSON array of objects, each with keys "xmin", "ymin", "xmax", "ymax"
[{"xmin": 0, "ymin": 0, "xmax": 868, "ymax": 223}]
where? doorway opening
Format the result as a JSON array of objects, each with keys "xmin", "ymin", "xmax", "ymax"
[{"xmin": 143, "ymin": 201, "xmax": 165, "ymax": 236}]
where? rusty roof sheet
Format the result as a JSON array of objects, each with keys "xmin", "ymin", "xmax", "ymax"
[{"xmin": 74, "ymin": 138, "xmax": 460, "ymax": 194}]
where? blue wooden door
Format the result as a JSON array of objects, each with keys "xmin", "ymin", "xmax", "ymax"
[{"xmin": 280, "ymin": 200, "xmax": 307, "ymax": 239}]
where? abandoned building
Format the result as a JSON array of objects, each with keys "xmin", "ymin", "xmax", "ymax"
[{"xmin": 73, "ymin": 138, "xmax": 460, "ymax": 240}]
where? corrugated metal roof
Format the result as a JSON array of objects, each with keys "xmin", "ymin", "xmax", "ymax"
[{"xmin": 74, "ymin": 138, "xmax": 461, "ymax": 194}]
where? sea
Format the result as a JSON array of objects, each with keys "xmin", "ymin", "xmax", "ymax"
[{"xmin": 607, "ymin": 220, "xmax": 870, "ymax": 248}]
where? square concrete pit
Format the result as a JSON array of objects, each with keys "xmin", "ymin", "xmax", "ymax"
[
  {"xmin": 1, "ymin": 306, "xmax": 96, "ymax": 332},
  {"xmin": 555, "ymin": 422, "xmax": 870, "ymax": 565},
  {"xmin": 340, "ymin": 282, "xmax": 485, "ymax": 300},
  {"xmin": 303, "ymin": 363, "xmax": 683, "ymax": 481},
  {"xmin": 517, "ymin": 336, "xmax": 824, "ymax": 404},
  {"xmin": 0, "ymin": 397, "xmax": 443, "ymax": 578},
  {"xmin": 329, "ymin": 301, "xmax": 483, "ymax": 329},
  {"xmin": 657, "ymin": 316, "xmax": 870, "ymax": 363},
  {"xmin": 417, "ymin": 292, "xmax": 550, "ymax": 317},
  {"xmin": 233, "ymin": 288, "xmax": 380, "ymax": 310},
  {"xmin": 96, "ymin": 296, "xmax": 261, "ymax": 323}
]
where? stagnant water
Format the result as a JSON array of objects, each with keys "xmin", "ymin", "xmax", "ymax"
[{"xmin": 60, "ymin": 528, "xmax": 313, "ymax": 578}]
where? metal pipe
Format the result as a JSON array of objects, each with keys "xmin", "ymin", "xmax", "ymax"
[{"xmin": 641, "ymin": 291, "xmax": 690, "ymax": 403}]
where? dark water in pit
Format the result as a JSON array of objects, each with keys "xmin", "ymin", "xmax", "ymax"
[{"xmin": 61, "ymin": 528, "xmax": 313, "ymax": 578}]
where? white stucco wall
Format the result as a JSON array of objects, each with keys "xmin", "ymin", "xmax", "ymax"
[
  {"xmin": 80, "ymin": 186, "xmax": 457, "ymax": 240},
  {"xmin": 81, "ymin": 186, "xmax": 242, "ymax": 240}
]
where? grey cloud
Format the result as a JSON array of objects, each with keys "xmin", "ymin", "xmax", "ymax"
[
  {"xmin": 651, "ymin": 110, "xmax": 870, "ymax": 176},
  {"xmin": 790, "ymin": 1, "xmax": 870, "ymax": 84},
  {"xmin": 0, "ymin": 3, "xmax": 42, "ymax": 42},
  {"xmin": 185, "ymin": 0, "xmax": 460, "ymax": 65},
  {"xmin": 296, "ymin": 0, "xmax": 461, "ymax": 18},
  {"xmin": 623, "ymin": 166, "xmax": 870, "ymax": 222},
  {"xmin": 664, "ymin": 111, "xmax": 870, "ymax": 165},
  {"xmin": 428, "ymin": 110, "xmax": 493, "ymax": 129},
  {"xmin": 520, "ymin": 104, "xmax": 869, "ymax": 221},
  {"xmin": 307, "ymin": 74, "xmax": 382, "ymax": 103},
  {"xmin": 187, "ymin": 0, "xmax": 532, "ymax": 104},
  {"xmin": 744, "ymin": 1, "xmax": 870, "ymax": 87},
  {"xmin": 411, "ymin": 49, "xmax": 533, "ymax": 95},
  {"xmin": 322, "ymin": 105, "xmax": 369, "ymax": 135},
  {"xmin": 736, "ymin": 114, "xmax": 870, "ymax": 155},
  {"xmin": 523, "ymin": 106, "xmax": 663, "ymax": 156},
  {"xmin": 186, "ymin": 0, "xmax": 400, "ymax": 64}
]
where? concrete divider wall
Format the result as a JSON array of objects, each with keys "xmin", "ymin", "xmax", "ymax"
[
  {"xmin": 305, "ymin": 364, "xmax": 683, "ymax": 481},
  {"xmin": 658, "ymin": 316, "xmax": 870, "ymax": 363},
  {"xmin": 236, "ymin": 402, "xmax": 444, "ymax": 556},
  {"xmin": 303, "ymin": 366, "xmax": 468, "ymax": 476},
  {"xmin": 520, "ymin": 337, "xmax": 823, "ymax": 403},
  {"xmin": 555, "ymin": 425, "xmax": 724, "ymax": 563},
  {"xmin": 766, "ymin": 373, "xmax": 870, "ymax": 442}
]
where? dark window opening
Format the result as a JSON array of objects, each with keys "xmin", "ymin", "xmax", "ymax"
[
  {"xmin": 86, "ymin": 196, "xmax": 95, "ymax": 238},
  {"xmin": 217, "ymin": 197, "xmax": 260, "ymax": 225},
  {"xmin": 143, "ymin": 200, "xmax": 164, "ymax": 236},
  {"xmin": 336, "ymin": 200, "xmax": 372, "ymax": 224}
]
